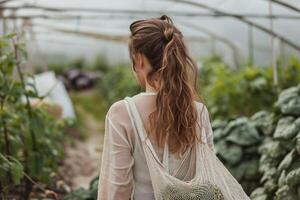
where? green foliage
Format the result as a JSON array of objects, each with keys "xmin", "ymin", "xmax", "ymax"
[
  {"xmin": 69, "ymin": 90, "xmax": 107, "ymax": 122},
  {"xmin": 64, "ymin": 177, "xmax": 99, "ymax": 200},
  {"xmin": 69, "ymin": 90, "xmax": 106, "ymax": 139},
  {"xmin": 44, "ymin": 57, "xmax": 86, "ymax": 75},
  {"xmin": 0, "ymin": 154, "xmax": 24, "ymax": 185},
  {"xmin": 98, "ymin": 64, "xmax": 142, "ymax": 106},
  {"xmin": 213, "ymin": 84, "xmax": 300, "ymax": 197},
  {"xmin": 213, "ymin": 117, "xmax": 263, "ymax": 194},
  {"xmin": 279, "ymin": 56, "xmax": 300, "ymax": 88},
  {"xmin": 0, "ymin": 33, "xmax": 68, "ymax": 197},
  {"xmin": 42, "ymin": 54, "xmax": 109, "ymax": 75},
  {"xmin": 201, "ymin": 56, "xmax": 274, "ymax": 119},
  {"xmin": 201, "ymin": 56, "xmax": 300, "ymax": 119},
  {"xmin": 89, "ymin": 55, "xmax": 109, "ymax": 72},
  {"xmin": 250, "ymin": 84, "xmax": 300, "ymax": 200}
]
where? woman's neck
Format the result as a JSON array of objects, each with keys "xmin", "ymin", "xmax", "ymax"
[{"xmin": 145, "ymin": 81, "xmax": 159, "ymax": 93}]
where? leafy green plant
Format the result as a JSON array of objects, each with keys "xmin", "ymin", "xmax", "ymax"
[
  {"xmin": 69, "ymin": 90, "xmax": 107, "ymax": 122},
  {"xmin": 279, "ymin": 56, "xmax": 300, "ymax": 88},
  {"xmin": 64, "ymin": 177, "xmax": 99, "ymax": 200},
  {"xmin": 89, "ymin": 55, "xmax": 109, "ymax": 73},
  {"xmin": 0, "ymin": 33, "xmax": 68, "ymax": 198},
  {"xmin": 98, "ymin": 64, "xmax": 141, "ymax": 106},
  {"xmin": 250, "ymin": 84, "xmax": 300, "ymax": 200},
  {"xmin": 200, "ymin": 56, "xmax": 300, "ymax": 119}
]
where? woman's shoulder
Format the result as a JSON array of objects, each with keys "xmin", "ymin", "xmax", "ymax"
[
  {"xmin": 107, "ymin": 94, "xmax": 139, "ymax": 117},
  {"xmin": 107, "ymin": 99, "xmax": 127, "ymax": 118},
  {"xmin": 194, "ymin": 100, "xmax": 208, "ymax": 111},
  {"xmin": 108, "ymin": 94, "xmax": 138, "ymax": 112},
  {"xmin": 194, "ymin": 101, "xmax": 211, "ymax": 123}
]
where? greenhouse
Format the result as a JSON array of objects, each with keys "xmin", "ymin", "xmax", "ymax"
[{"xmin": 1, "ymin": 0, "xmax": 300, "ymax": 199}]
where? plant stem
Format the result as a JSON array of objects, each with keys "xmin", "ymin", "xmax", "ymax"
[
  {"xmin": 13, "ymin": 40, "xmax": 37, "ymax": 152},
  {"xmin": 13, "ymin": 38, "xmax": 36, "ymax": 199},
  {"xmin": 0, "ymin": 97, "xmax": 10, "ymax": 157},
  {"xmin": 0, "ymin": 75, "xmax": 12, "ymax": 183}
]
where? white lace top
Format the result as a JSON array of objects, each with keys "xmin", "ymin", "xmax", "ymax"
[{"xmin": 97, "ymin": 92, "xmax": 214, "ymax": 200}]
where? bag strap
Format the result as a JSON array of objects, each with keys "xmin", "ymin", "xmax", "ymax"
[
  {"xmin": 197, "ymin": 103, "xmax": 208, "ymax": 144},
  {"xmin": 124, "ymin": 97, "xmax": 208, "ymax": 173},
  {"xmin": 124, "ymin": 97, "xmax": 169, "ymax": 171},
  {"xmin": 162, "ymin": 141, "xmax": 169, "ymax": 171}
]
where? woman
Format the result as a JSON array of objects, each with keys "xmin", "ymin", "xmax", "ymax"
[{"xmin": 97, "ymin": 15, "xmax": 248, "ymax": 200}]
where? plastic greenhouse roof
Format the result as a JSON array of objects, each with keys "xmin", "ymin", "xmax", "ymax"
[{"xmin": 2, "ymin": 0, "xmax": 300, "ymax": 66}]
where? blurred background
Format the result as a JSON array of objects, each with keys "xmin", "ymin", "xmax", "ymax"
[{"xmin": 1, "ymin": 0, "xmax": 300, "ymax": 199}]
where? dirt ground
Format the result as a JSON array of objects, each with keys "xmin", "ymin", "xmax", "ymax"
[{"xmin": 59, "ymin": 106, "xmax": 105, "ymax": 190}]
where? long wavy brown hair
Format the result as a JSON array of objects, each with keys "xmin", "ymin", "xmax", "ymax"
[{"xmin": 128, "ymin": 15, "xmax": 203, "ymax": 154}]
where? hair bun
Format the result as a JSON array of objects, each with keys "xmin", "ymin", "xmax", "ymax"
[
  {"xmin": 160, "ymin": 15, "xmax": 173, "ymax": 24},
  {"xmin": 164, "ymin": 27, "xmax": 174, "ymax": 42},
  {"xmin": 160, "ymin": 15, "xmax": 174, "ymax": 42}
]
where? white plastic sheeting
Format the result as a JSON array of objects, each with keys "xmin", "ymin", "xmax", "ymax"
[
  {"xmin": 2, "ymin": 0, "xmax": 300, "ymax": 66},
  {"xmin": 25, "ymin": 71, "xmax": 76, "ymax": 119}
]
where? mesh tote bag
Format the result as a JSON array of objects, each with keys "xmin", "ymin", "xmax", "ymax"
[{"xmin": 124, "ymin": 96, "xmax": 250, "ymax": 200}]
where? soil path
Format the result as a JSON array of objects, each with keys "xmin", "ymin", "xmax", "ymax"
[{"xmin": 60, "ymin": 106, "xmax": 105, "ymax": 190}]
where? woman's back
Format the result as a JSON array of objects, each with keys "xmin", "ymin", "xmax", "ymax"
[
  {"xmin": 97, "ymin": 15, "xmax": 249, "ymax": 200},
  {"xmin": 97, "ymin": 91, "xmax": 214, "ymax": 199}
]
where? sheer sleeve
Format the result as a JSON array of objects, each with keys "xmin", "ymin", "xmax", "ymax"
[
  {"xmin": 97, "ymin": 101, "xmax": 134, "ymax": 200},
  {"xmin": 200, "ymin": 104, "xmax": 215, "ymax": 152}
]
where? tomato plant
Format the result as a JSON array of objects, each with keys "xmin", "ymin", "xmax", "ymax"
[{"xmin": 0, "ymin": 33, "xmax": 68, "ymax": 199}]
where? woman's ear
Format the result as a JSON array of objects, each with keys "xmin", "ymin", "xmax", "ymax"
[{"xmin": 135, "ymin": 53, "xmax": 144, "ymax": 72}]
